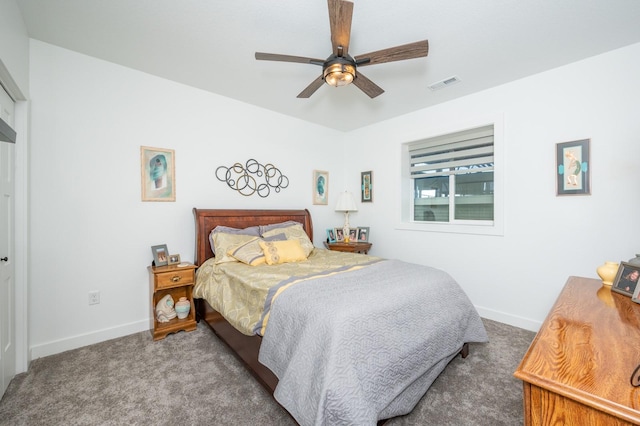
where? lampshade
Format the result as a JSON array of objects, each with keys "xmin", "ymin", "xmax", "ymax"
[{"xmin": 335, "ymin": 191, "xmax": 358, "ymax": 212}]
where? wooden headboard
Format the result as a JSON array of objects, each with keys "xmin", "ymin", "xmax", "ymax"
[{"xmin": 192, "ymin": 208, "xmax": 313, "ymax": 266}]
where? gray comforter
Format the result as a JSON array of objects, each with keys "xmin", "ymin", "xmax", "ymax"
[{"xmin": 258, "ymin": 259, "xmax": 488, "ymax": 425}]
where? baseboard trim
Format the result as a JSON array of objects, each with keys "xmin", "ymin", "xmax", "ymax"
[
  {"xmin": 28, "ymin": 308, "xmax": 537, "ymax": 362},
  {"xmin": 29, "ymin": 320, "xmax": 149, "ymax": 361},
  {"xmin": 476, "ymin": 305, "xmax": 541, "ymax": 332}
]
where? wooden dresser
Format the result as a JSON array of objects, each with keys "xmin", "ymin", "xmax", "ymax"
[{"xmin": 514, "ymin": 276, "xmax": 640, "ymax": 425}]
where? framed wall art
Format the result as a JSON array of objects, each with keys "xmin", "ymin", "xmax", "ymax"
[
  {"xmin": 141, "ymin": 146, "xmax": 176, "ymax": 202},
  {"xmin": 612, "ymin": 262, "xmax": 640, "ymax": 297},
  {"xmin": 556, "ymin": 139, "xmax": 590, "ymax": 196},
  {"xmin": 151, "ymin": 244, "xmax": 169, "ymax": 267},
  {"xmin": 361, "ymin": 171, "xmax": 373, "ymax": 202},
  {"xmin": 313, "ymin": 170, "xmax": 329, "ymax": 205}
]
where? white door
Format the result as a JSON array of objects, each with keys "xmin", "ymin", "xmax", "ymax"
[{"xmin": 0, "ymin": 85, "xmax": 16, "ymax": 397}]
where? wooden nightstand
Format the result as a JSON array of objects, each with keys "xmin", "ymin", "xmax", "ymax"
[
  {"xmin": 148, "ymin": 263, "xmax": 197, "ymax": 340},
  {"xmin": 323, "ymin": 241, "xmax": 372, "ymax": 254}
]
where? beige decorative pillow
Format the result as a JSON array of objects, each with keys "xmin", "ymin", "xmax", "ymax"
[
  {"xmin": 261, "ymin": 223, "xmax": 314, "ymax": 257},
  {"xmin": 209, "ymin": 225, "xmax": 260, "ymax": 255},
  {"xmin": 212, "ymin": 233, "xmax": 257, "ymax": 264},
  {"xmin": 227, "ymin": 237, "xmax": 266, "ymax": 266},
  {"xmin": 258, "ymin": 239, "xmax": 308, "ymax": 265}
]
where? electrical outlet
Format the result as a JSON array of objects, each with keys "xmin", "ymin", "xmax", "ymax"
[{"xmin": 88, "ymin": 291, "xmax": 100, "ymax": 305}]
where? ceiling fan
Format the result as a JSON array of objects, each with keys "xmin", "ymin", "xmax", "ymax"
[{"xmin": 255, "ymin": 0, "xmax": 429, "ymax": 99}]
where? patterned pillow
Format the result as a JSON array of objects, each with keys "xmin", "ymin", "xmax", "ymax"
[
  {"xmin": 258, "ymin": 239, "xmax": 308, "ymax": 265},
  {"xmin": 261, "ymin": 223, "xmax": 314, "ymax": 257},
  {"xmin": 227, "ymin": 237, "xmax": 266, "ymax": 266},
  {"xmin": 259, "ymin": 220, "xmax": 301, "ymax": 235},
  {"xmin": 227, "ymin": 233, "xmax": 287, "ymax": 266},
  {"xmin": 208, "ymin": 225, "xmax": 260, "ymax": 255},
  {"xmin": 211, "ymin": 233, "xmax": 258, "ymax": 264}
]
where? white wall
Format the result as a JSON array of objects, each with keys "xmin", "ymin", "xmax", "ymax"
[
  {"xmin": 346, "ymin": 42, "xmax": 640, "ymax": 331},
  {"xmin": 28, "ymin": 40, "xmax": 348, "ymax": 358},
  {"xmin": 27, "ymin": 35, "xmax": 640, "ymax": 357},
  {"xmin": 0, "ymin": 0, "xmax": 29, "ymax": 94}
]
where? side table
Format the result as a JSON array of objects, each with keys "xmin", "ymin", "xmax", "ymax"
[
  {"xmin": 148, "ymin": 263, "xmax": 197, "ymax": 340},
  {"xmin": 323, "ymin": 241, "xmax": 372, "ymax": 254}
]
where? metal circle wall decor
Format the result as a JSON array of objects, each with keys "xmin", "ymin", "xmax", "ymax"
[{"xmin": 216, "ymin": 159, "xmax": 289, "ymax": 198}]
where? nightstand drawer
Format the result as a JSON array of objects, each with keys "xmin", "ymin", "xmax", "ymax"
[{"xmin": 154, "ymin": 268, "xmax": 194, "ymax": 290}]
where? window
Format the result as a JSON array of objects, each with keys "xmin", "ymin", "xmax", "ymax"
[{"xmin": 407, "ymin": 124, "xmax": 495, "ymax": 225}]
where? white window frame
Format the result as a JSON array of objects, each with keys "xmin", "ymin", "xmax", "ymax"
[{"xmin": 397, "ymin": 114, "xmax": 504, "ymax": 236}]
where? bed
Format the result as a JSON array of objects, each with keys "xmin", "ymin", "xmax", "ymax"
[{"xmin": 192, "ymin": 208, "xmax": 488, "ymax": 425}]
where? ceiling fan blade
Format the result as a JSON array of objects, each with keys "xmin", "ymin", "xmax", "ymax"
[
  {"xmin": 328, "ymin": 0, "xmax": 353, "ymax": 56},
  {"xmin": 297, "ymin": 75, "xmax": 325, "ymax": 98},
  {"xmin": 354, "ymin": 40, "xmax": 429, "ymax": 67},
  {"xmin": 256, "ymin": 52, "xmax": 324, "ymax": 65},
  {"xmin": 352, "ymin": 72, "xmax": 384, "ymax": 98}
]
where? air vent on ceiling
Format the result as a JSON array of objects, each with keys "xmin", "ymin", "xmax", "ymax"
[{"xmin": 428, "ymin": 76, "xmax": 461, "ymax": 91}]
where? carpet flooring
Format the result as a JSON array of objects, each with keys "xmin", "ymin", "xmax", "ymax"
[{"xmin": 0, "ymin": 318, "xmax": 535, "ymax": 425}]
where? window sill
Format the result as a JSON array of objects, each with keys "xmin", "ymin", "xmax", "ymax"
[{"xmin": 395, "ymin": 220, "xmax": 504, "ymax": 236}]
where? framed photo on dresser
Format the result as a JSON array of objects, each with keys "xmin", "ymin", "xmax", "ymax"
[
  {"xmin": 612, "ymin": 262, "xmax": 640, "ymax": 297},
  {"xmin": 632, "ymin": 282, "xmax": 640, "ymax": 304}
]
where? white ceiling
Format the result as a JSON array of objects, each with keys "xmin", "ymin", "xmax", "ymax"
[{"xmin": 15, "ymin": 0, "xmax": 640, "ymax": 132}]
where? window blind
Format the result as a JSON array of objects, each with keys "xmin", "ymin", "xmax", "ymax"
[{"xmin": 408, "ymin": 125, "xmax": 494, "ymax": 178}]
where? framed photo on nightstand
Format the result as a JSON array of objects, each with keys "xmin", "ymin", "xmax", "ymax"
[
  {"xmin": 357, "ymin": 227, "xmax": 369, "ymax": 242},
  {"xmin": 151, "ymin": 244, "xmax": 169, "ymax": 267},
  {"xmin": 168, "ymin": 254, "xmax": 181, "ymax": 265}
]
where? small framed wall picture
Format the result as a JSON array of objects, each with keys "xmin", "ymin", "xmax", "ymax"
[
  {"xmin": 313, "ymin": 170, "xmax": 329, "ymax": 205},
  {"xmin": 556, "ymin": 139, "xmax": 590, "ymax": 196},
  {"xmin": 151, "ymin": 244, "xmax": 169, "ymax": 267},
  {"xmin": 141, "ymin": 146, "xmax": 176, "ymax": 202},
  {"xmin": 357, "ymin": 227, "xmax": 370, "ymax": 242},
  {"xmin": 326, "ymin": 228, "xmax": 337, "ymax": 243},
  {"xmin": 612, "ymin": 262, "xmax": 640, "ymax": 297},
  {"xmin": 361, "ymin": 171, "xmax": 373, "ymax": 202},
  {"xmin": 168, "ymin": 254, "xmax": 181, "ymax": 265}
]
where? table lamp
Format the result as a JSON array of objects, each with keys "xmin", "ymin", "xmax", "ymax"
[{"xmin": 335, "ymin": 191, "xmax": 358, "ymax": 242}]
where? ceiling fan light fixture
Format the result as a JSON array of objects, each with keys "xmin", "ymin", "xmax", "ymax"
[{"xmin": 323, "ymin": 63, "xmax": 355, "ymax": 87}]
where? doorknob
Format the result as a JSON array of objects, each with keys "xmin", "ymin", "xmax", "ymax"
[{"xmin": 0, "ymin": 257, "xmax": 7, "ymax": 262}]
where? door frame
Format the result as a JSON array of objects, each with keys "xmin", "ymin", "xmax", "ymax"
[{"xmin": 0, "ymin": 59, "xmax": 29, "ymax": 374}]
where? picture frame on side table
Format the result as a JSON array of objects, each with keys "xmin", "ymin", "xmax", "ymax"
[
  {"xmin": 326, "ymin": 228, "xmax": 337, "ymax": 243},
  {"xmin": 361, "ymin": 171, "xmax": 373, "ymax": 202},
  {"xmin": 168, "ymin": 254, "xmax": 181, "ymax": 265},
  {"xmin": 556, "ymin": 139, "xmax": 590, "ymax": 196},
  {"xmin": 141, "ymin": 146, "xmax": 176, "ymax": 202},
  {"xmin": 357, "ymin": 227, "xmax": 370, "ymax": 242},
  {"xmin": 612, "ymin": 262, "xmax": 640, "ymax": 297},
  {"xmin": 348, "ymin": 228, "xmax": 358, "ymax": 242},
  {"xmin": 312, "ymin": 170, "xmax": 329, "ymax": 205},
  {"xmin": 334, "ymin": 228, "xmax": 345, "ymax": 242},
  {"xmin": 151, "ymin": 244, "xmax": 169, "ymax": 267}
]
